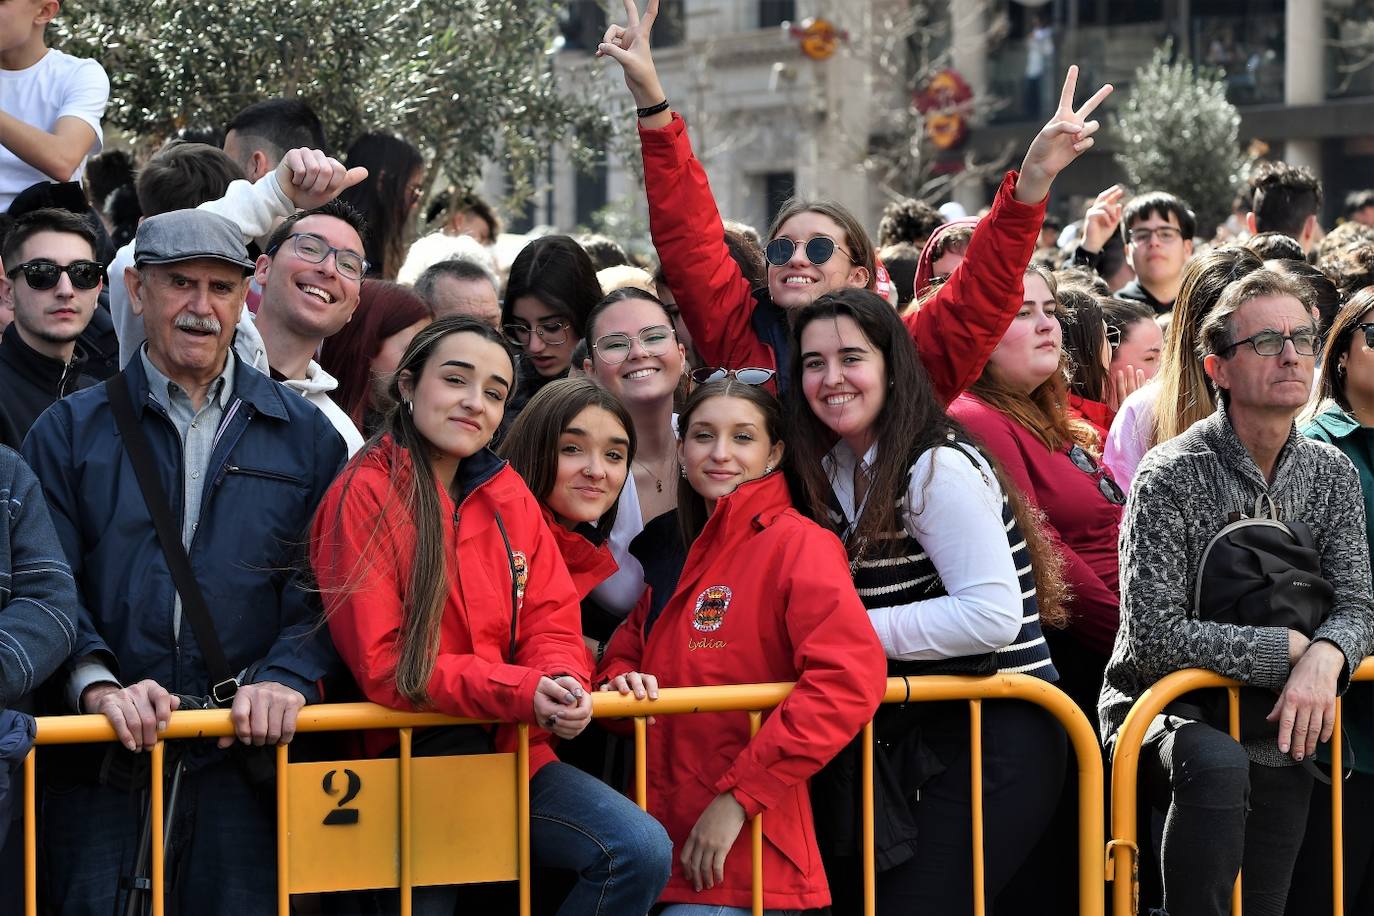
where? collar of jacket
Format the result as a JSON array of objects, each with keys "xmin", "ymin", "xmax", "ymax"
[
  {"xmin": 1198, "ymin": 402, "xmax": 1303, "ymax": 494},
  {"xmin": 540, "ymin": 505, "xmax": 616, "ymax": 585},
  {"xmin": 1308, "ymin": 402, "xmax": 1363, "ymax": 440},
  {"xmin": 680, "ymin": 469, "xmax": 793, "ymax": 583},
  {"xmin": 749, "ymin": 287, "xmax": 790, "ymax": 397},
  {"xmin": 364, "ymin": 436, "xmax": 511, "ymax": 525},
  {"xmin": 121, "ymin": 346, "xmax": 293, "ymax": 423},
  {"xmin": 0, "ymin": 321, "xmax": 88, "ymax": 393}
]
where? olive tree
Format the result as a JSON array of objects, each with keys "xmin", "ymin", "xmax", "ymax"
[{"xmin": 55, "ymin": 0, "xmax": 613, "ymax": 210}]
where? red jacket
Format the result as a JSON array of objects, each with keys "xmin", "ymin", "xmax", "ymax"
[
  {"xmin": 950, "ymin": 394, "xmax": 1122, "ymax": 655},
  {"xmin": 310, "ymin": 439, "xmax": 589, "ymax": 774},
  {"xmin": 640, "ymin": 113, "xmax": 1046, "ymax": 404},
  {"xmin": 541, "ymin": 507, "xmax": 618, "ymax": 601},
  {"xmin": 1068, "ymin": 393, "xmax": 1114, "ymax": 445},
  {"xmin": 598, "ymin": 472, "xmax": 885, "ymax": 910}
]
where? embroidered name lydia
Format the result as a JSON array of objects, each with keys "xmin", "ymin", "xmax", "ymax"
[{"xmin": 688, "ymin": 637, "xmax": 727, "ymax": 651}]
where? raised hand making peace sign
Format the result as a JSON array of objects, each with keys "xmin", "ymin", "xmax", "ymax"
[
  {"xmin": 1014, "ymin": 66, "xmax": 1114, "ymax": 204},
  {"xmin": 598, "ymin": 0, "xmax": 672, "ymax": 127}
]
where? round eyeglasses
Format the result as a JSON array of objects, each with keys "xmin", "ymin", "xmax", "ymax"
[
  {"xmin": 503, "ymin": 318, "xmax": 571, "ymax": 348},
  {"xmin": 592, "ymin": 325, "xmax": 675, "ymax": 365},
  {"xmin": 763, "ymin": 236, "xmax": 856, "ymax": 268}
]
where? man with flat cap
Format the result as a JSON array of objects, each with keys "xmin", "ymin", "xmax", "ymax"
[{"xmin": 22, "ymin": 209, "xmax": 347, "ymax": 914}]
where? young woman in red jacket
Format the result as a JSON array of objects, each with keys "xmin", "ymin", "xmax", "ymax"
[
  {"xmin": 598, "ymin": 380, "xmax": 886, "ymax": 914},
  {"xmin": 948, "ymin": 266, "xmax": 1124, "ymax": 716},
  {"xmin": 787, "ymin": 289, "xmax": 1068, "ymax": 914},
  {"xmin": 596, "ymin": 1, "xmax": 1111, "ymax": 404},
  {"xmin": 310, "ymin": 317, "xmax": 671, "ymax": 915}
]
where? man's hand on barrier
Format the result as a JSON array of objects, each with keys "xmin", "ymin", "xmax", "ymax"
[
  {"xmin": 534, "ymin": 676, "xmax": 592, "ymax": 740},
  {"xmin": 681, "ymin": 792, "xmax": 747, "ymax": 892},
  {"xmin": 83, "ymin": 680, "xmax": 180, "ymax": 752},
  {"xmin": 218, "ymin": 681, "xmax": 306, "ymax": 749},
  {"xmin": 275, "ymin": 148, "xmax": 368, "ymax": 211},
  {"xmin": 600, "ymin": 671, "xmax": 659, "ymax": 724},
  {"xmin": 1268, "ymin": 637, "xmax": 1344, "ymax": 761}
]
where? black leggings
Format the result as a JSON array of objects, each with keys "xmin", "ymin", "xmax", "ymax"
[
  {"xmin": 1140, "ymin": 716, "xmax": 1314, "ymax": 916},
  {"xmin": 872, "ymin": 700, "xmax": 1067, "ymax": 914}
]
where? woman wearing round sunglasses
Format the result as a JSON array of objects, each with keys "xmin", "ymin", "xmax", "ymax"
[
  {"xmin": 787, "ymin": 289, "xmax": 1068, "ymax": 914},
  {"xmin": 502, "ymin": 236, "xmax": 603, "ymax": 423},
  {"xmin": 1290, "ymin": 286, "xmax": 1374, "ymax": 914},
  {"xmin": 597, "ymin": 0, "xmax": 1110, "ymax": 404},
  {"xmin": 947, "ymin": 266, "xmax": 1122, "ymax": 718}
]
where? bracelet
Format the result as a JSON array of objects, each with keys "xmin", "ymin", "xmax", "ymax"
[{"xmin": 636, "ymin": 99, "xmax": 670, "ymax": 119}]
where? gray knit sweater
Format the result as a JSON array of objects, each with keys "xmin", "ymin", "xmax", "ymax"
[{"xmin": 1099, "ymin": 407, "xmax": 1374, "ymax": 766}]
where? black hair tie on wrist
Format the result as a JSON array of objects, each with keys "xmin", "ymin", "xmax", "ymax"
[{"xmin": 636, "ymin": 99, "xmax": 670, "ymax": 119}]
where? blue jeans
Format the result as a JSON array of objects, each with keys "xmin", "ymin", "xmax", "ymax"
[
  {"xmin": 403, "ymin": 761, "xmax": 671, "ymax": 916},
  {"xmin": 42, "ymin": 754, "xmax": 276, "ymax": 915}
]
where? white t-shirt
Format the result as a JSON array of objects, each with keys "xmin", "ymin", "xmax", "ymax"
[{"xmin": 0, "ymin": 48, "xmax": 109, "ymax": 211}]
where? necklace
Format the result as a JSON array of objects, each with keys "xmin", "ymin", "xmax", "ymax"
[{"xmin": 634, "ymin": 454, "xmax": 676, "ymax": 493}]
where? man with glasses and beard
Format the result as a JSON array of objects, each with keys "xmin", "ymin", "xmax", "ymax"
[{"xmin": 0, "ymin": 208, "xmax": 102, "ymax": 447}]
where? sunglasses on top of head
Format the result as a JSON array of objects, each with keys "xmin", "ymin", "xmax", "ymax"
[
  {"xmin": 689, "ymin": 366, "xmax": 777, "ymax": 387},
  {"xmin": 5, "ymin": 259, "xmax": 106, "ymax": 291},
  {"xmin": 764, "ymin": 236, "xmax": 857, "ymax": 268}
]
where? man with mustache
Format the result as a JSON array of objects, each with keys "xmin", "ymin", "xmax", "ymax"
[
  {"xmin": 21, "ymin": 209, "xmax": 347, "ymax": 914},
  {"xmin": 0, "ymin": 208, "xmax": 101, "ymax": 448}
]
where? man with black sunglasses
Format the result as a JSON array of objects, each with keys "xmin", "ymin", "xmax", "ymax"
[{"xmin": 0, "ymin": 207, "xmax": 101, "ymax": 446}]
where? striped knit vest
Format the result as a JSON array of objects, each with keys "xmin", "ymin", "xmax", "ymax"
[{"xmin": 841, "ymin": 441, "xmax": 1059, "ymax": 682}]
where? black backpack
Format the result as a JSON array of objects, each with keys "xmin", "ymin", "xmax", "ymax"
[{"xmin": 1172, "ymin": 494, "xmax": 1334, "ymax": 739}]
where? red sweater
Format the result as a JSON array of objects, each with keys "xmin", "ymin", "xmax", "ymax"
[
  {"xmin": 950, "ymin": 394, "xmax": 1123, "ymax": 655},
  {"xmin": 310, "ymin": 439, "xmax": 588, "ymax": 773},
  {"xmin": 640, "ymin": 113, "xmax": 1046, "ymax": 404},
  {"xmin": 598, "ymin": 472, "xmax": 885, "ymax": 910}
]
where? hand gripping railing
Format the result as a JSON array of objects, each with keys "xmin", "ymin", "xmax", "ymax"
[
  {"xmin": 1107, "ymin": 657, "xmax": 1374, "ymax": 916},
  {"xmin": 22, "ymin": 673, "xmax": 1103, "ymax": 916}
]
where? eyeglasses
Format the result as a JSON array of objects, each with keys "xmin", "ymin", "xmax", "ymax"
[
  {"xmin": 1128, "ymin": 226, "xmax": 1184, "ymax": 245},
  {"xmin": 267, "ymin": 232, "xmax": 368, "ymax": 281},
  {"xmin": 503, "ymin": 318, "xmax": 571, "ymax": 348},
  {"xmin": 689, "ymin": 366, "xmax": 777, "ymax": 386},
  {"xmin": 763, "ymin": 236, "xmax": 856, "ymax": 268},
  {"xmin": 1105, "ymin": 323, "xmax": 1122, "ymax": 350},
  {"xmin": 1218, "ymin": 329, "xmax": 1320, "ymax": 358},
  {"xmin": 1067, "ymin": 444, "xmax": 1126, "ymax": 506},
  {"xmin": 5, "ymin": 259, "xmax": 105, "ymax": 291},
  {"xmin": 592, "ymin": 325, "xmax": 675, "ymax": 365}
]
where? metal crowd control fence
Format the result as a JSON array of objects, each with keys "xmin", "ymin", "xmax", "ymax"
[
  {"xmin": 22, "ymin": 673, "xmax": 1103, "ymax": 916},
  {"xmin": 1107, "ymin": 658, "xmax": 1374, "ymax": 916}
]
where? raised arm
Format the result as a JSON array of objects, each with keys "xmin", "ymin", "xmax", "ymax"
[
  {"xmin": 600, "ymin": 0, "xmax": 772, "ymax": 371},
  {"xmin": 911, "ymin": 67, "xmax": 1113, "ymax": 404}
]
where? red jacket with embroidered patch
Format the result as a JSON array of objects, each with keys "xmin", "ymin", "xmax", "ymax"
[
  {"xmin": 311, "ymin": 438, "xmax": 588, "ymax": 774},
  {"xmin": 640, "ymin": 113, "xmax": 1046, "ymax": 404},
  {"xmin": 598, "ymin": 472, "xmax": 885, "ymax": 910}
]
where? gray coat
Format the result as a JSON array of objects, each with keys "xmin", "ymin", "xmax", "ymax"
[{"xmin": 1099, "ymin": 407, "xmax": 1374, "ymax": 766}]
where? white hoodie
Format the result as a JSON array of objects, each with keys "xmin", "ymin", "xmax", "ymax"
[{"xmin": 234, "ymin": 317, "xmax": 364, "ymax": 456}]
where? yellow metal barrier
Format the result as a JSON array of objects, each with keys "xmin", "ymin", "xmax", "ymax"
[
  {"xmin": 22, "ymin": 674, "xmax": 1103, "ymax": 916},
  {"xmin": 1107, "ymin": 658, "xmax": 1374, "ymax": 916}
]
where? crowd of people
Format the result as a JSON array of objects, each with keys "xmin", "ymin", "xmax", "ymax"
[{"xmin": 4, "ymin": 0, "xmax": 1374, "ymax": 915}]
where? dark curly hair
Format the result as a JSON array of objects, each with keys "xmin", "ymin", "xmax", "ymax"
[{"xmin": 877, "ymin": 197, "xmax": 944, "ymax": 248}]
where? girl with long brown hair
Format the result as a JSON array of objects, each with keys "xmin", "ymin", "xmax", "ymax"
[
  {"xmin": 787, "ymin": 288, "xmax": 1067, "ymax": 914},
  {"xmin": 310, "ymin": 316, "xmax": 670, "ymax": 914}
]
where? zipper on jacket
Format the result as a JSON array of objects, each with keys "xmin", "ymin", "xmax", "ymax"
[{"xmin": 223, "ymin": 464, "xmax": 303, "ymax": 485}]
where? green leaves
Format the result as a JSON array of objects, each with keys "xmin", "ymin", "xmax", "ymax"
[
  {"xmin": 54, "ymin": 0, "xmax": 612, "ymax": 211},
  {"xmin": 1113, "ymin": 46, "xmax": 1252, "ymax": 236}
]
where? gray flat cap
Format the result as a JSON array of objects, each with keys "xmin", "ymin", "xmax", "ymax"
[{"xmin": 134, "ymin": 210, "xmax": 255, "ymax": 272}]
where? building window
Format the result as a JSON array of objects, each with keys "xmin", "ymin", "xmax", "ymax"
[
  {"xmin": 759, "ymin": 0, "xmax": 795, "ymax": 29},
  {"xmin": 763, "ymin": 171, "xmax": 796, "ymax": 228},
  {"xmin": 575, "ymin": 156, "xmax": 609, "ymax": 230},
  {"xmin": 559, "ymin": 0, "xmax": 607, "ymax": 52},
  {"xmin": 656, "ymin": 0, "xmax": 686, "ymax": 47}
]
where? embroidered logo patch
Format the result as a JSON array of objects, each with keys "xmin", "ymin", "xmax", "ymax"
[
  {"xmin": 512, "ymin": 551, "xmax": 528, "ymax": 608},
  {"xmin": 692, "ymin": 585, "xmax": 732, "ymax": 632}
]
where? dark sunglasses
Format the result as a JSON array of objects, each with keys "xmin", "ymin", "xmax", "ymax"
[
  {"xmin": 5, "ymin": 259, "xmax": 105, "ymax": 291},
  {"xmin": 763, "ymin": 236, "xmax": 856, "ymax": 268},
  {"xmin": 1067, "ymin": 444, "xmax": 1126, "ymax": 506},
  {"xmin": 689, "ymin": 366, "xmax": 777, "ymax": 386},
  {"xmin": 1359, "ymin": 323, "xmax": 1374, "ymax": 350}
]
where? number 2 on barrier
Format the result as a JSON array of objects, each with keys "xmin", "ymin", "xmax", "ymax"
[{"xmin": 322, "ymin": 768, "xmax": 362, "ymax": 825}]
